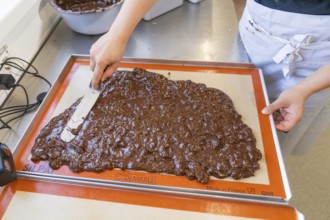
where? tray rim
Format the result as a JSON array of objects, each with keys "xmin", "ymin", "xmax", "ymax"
[
  {"xmin": 11, "ymin": 54, "xmax": 291, "ymax": 203},
  {"xmin": 0, "ymin": 177, "xmax": 302, "ymax": 220}
]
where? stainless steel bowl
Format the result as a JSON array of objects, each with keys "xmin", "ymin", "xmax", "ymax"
[{"xmin": 50, "ymin": 0, "xmax": 124, "ymax": 35}]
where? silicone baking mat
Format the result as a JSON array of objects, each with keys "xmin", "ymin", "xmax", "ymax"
[
  {"xmin": 0, "ymin": 179, "xmax": 300, "ymax": 220},
  {"xmin": 13, "ymin": 56, "xmax": 290, "ymax": 200}
]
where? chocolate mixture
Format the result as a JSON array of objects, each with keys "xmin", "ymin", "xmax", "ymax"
[
  {"xmin": 53, "ymin": 0, "xmax": 122, "ymax": 13},
  {"xmin": 31, "ymin": 68, "xmax": 262, "ymax": 183}
]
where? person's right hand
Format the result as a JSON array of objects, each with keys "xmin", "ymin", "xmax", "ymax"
[
  {"xmin": 90, "ymin": 32, "xmax": 125, "ymax": 89},
  {"xmin": 89, "ymin": 0, "xmax": 158, "ymax": 89}
]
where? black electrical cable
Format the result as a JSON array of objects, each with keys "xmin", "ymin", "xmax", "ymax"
[
  {"xmin": 0, "ymin": 57, "xmax": 52, "ymax": 129},
  {"xmin": 0, "ymin": 84, "xmax": 29, "ymax": 129},
  {"xmin": 0, "ymin": 102, "xmax": 38, "ymax": 111},
  {"xmin": 0, "ymin": 103, "xmax": 39, "ymax": 117},
  {"xmin": 0, "ymin": 101, "xmax": 41, "ymax": 130},
  {"xmin": 1, "ymin": 57, "xmax": 52, "ymax": 89},
  {"xmin": 0, "ymin": 119, "xmax": 9, "ymax": 129},
  {"xmin": 2, "ymin": 57, "xmax": 38, "ymax": 73},
  {"xmin": 1, "ymin": 105, "xmax": 38, "ymax": 123}
]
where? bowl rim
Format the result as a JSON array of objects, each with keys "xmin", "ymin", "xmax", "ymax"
[{"xmin": 49, "ymin": 0, "xmax": 124, "ymax": 14}]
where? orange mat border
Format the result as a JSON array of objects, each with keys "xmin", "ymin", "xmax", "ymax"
[
  {"xmin": 0, "ymin": 179, "xmax": 297, "ymax": 219},
  {"xmin": 13, "ymin": 58, "xmax": 286, "ymax": 199}
]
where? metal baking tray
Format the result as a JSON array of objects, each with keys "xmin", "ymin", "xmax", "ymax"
[
  {"xmin": 0, "ymin": 178, "xmax": 303, "ymax": 219},
  {"xmin": 11, "ymin": 55, "xmax": 291, "ymax": 203}
]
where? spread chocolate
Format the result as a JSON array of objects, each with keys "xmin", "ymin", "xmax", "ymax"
[
  {"xmin": 31, "ymin": 68, "xmax": 262, "ymax": 183},
  {"xmin": 53, "ymin": 0, "xmax": 122, "ymax": 13}
]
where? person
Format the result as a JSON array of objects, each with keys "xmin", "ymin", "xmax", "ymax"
[
  {"xmin": 90, "ymin": 0, "xmax": 330, "ymax": 156},
  {"xmin": 90, "ymin": 0, "xmax": 158, "ymax": 89}
]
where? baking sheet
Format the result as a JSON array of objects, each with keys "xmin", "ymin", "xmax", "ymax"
[
  {"xmin": 0, "ymin": 179, "xmax": 301, "ymax": 220},
  {"xmin": 49, "ymin": 65, "xmax": 268, "ymax": 185},
  {"xmin": 13, "ymin": 56, "xmax": 290, "ymax": 200}
]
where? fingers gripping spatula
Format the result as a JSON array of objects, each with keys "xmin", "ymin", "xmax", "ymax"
[{"xmin": 60, "ymin": 83, "xmax": 101, "ymax": 142}]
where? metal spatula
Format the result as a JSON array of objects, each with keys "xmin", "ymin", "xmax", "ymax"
[{"xmin": 60, "ymin": 82, "xmax": 101, "ymax": 142}]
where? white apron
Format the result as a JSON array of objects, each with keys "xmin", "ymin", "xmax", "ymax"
[{"xmin": 239, "ymin": 0, "xmax": 330, "ymax": 155}]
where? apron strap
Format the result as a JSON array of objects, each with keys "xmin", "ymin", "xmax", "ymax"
[
  {"xmin": 245, "ymin": 6, "xmax": 327, "ymax": 79},
  {"xmin": 273, "ymin": 34, "xmax": 311, "ymax": 78}
]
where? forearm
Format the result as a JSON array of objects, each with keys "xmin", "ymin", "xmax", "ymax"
[
  {"xmin": 294, "ymin": 62, "xmax": 330, "ymax": 100},
  {"xmin": 108, "ymin": 0, "xmax": 158, "ymax": 45}
]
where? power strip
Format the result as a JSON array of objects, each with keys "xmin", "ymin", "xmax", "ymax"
[{"xmin": 0, "ymin": 44, "xmax": 27, "ymax": 107}]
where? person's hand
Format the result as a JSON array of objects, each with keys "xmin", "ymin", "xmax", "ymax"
[
  {"xmin": 89, "ymin": 0, "xmax": 158, "ymax": 89},
  {"xmin": 90, "ymin": 32, "xmax": 125, "ymax": 89},
  {"xmin": 261, "ymin": 88, "xmax": 307, "ymax": 132}
]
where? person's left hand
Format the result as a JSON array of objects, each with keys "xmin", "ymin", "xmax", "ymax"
[{"xmin": 261, "ymin": 88, "xmax": 306, "ymax": 132}]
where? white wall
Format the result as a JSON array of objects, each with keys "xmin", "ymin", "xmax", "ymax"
[
  {"xmin": 0, "ymin": 0, "xmax": 24, "ymax": 42},
  {"xmin": 0, "ymin": 0, "xmax": 60, "ymax": 61},
  {"xmin": 0, "ymin": 0, "xmax": 21, "ymax": 23}
]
